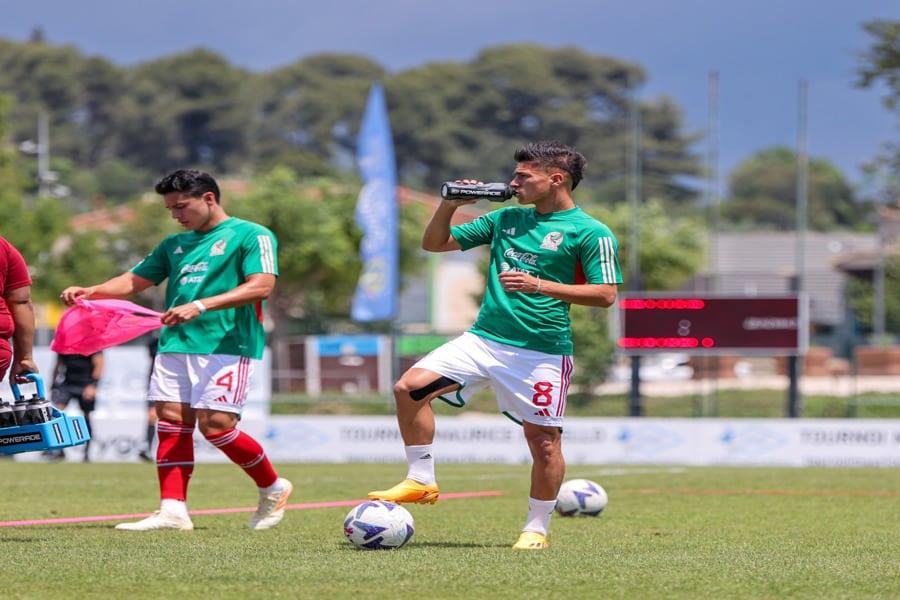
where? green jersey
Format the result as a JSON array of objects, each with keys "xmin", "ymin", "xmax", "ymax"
[
  {"xmin": 131, "ymin": 217, "xmax": 278, "ymax": 358},
  {"xmin": 451, "ymin": 206, "xmax": 621, "ymax": 355}
]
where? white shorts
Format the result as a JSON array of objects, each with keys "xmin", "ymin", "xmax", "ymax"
[
  {"xmin": 413, "ymin": 332, "xmax": 573, "ymax": 427},
  {"xmin": 148, "ymin": 353, "xmax": 254, "ymax": 415}
]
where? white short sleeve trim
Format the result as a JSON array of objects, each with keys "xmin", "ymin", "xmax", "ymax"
[
  {"xmin": 257, "ymin": 235, "xmax": 276, "ymax": 273},
  {"xmin": 598, "ymin": 236, "xmax": 617, "ymax": 283}
]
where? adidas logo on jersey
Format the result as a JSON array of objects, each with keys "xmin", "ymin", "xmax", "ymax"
[
  {"xmin": 533, "ymin": 409, "xmax": 552, "ymax": 417},
  {"xmin": 174, "ymin": 246, "xmax": 184, "ymax": 254},
  {"xmin": 503, "ymin": 227, "xmax": 516, "ymax": 236}
]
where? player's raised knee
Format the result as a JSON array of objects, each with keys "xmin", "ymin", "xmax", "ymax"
[
  {"xmin": 393, "ymin": 377, "xmax": 415, "ymax": 399},
  {"xmin": 395, "ymin": 371, "xmax": 459, "ymax": 402}
]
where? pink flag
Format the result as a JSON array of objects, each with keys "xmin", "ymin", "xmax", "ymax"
[{"xmin": 50, "ymin": 299, "xmax": 163, "ymax": 355}]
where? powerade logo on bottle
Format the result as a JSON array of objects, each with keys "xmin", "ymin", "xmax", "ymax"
[{"xmin": 440, "ymin": 183, "xmax": 514, "ymax": 201}]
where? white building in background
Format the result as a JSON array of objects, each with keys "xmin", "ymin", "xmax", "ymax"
[{"xmin": 689, "ymin": 231, "xmax": 877, "ymax": 355}]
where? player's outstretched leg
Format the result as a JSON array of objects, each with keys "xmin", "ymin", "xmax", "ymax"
[
  {"xmin": 203, "ymin": 426, "xmax": 292, "ymax": 530},
  {"xmin": 368, "ymin": 369, "xmax": 453, "ymax": 504}
]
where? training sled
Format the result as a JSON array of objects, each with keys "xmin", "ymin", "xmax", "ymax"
[{"xmin": 0, "ymin": 374, "xmax": 90, "ymax": 455}]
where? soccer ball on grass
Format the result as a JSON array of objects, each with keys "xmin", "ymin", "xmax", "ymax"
[
  {"xmin": 556, "ymin": 478, "xmax": 608, "ymax": 516},
  {"xmin": 343, "ymin": 500, "xmax": 415, "ymax": 550}
]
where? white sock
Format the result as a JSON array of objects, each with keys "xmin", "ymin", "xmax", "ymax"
[
  {"xmin": 522, "ymin": 497, "xmax": 556, "ymax": 535},
  {"xmin": 405, "ymin": 444, "xmax": 435, "ymax": 485},
  {"xmin": 160, "ymin": 499, "xmax": 189, "ymax": 518},
  {"xmin": 261, "ymin": 478, "xmax": 285, "ymax": 493}
]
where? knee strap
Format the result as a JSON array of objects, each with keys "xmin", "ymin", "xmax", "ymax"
[{"xmin": 409, "ymin": 375, "xmax": 459, "ymax": 401}]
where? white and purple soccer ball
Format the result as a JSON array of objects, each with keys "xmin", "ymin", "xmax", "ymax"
[
  {"xmin": 343, "ymin": 500, "xmax": 415, "ymax": 550},
  {"xmin": 556, "ymin": 479, "xmax": 608, "ymax": 517}
]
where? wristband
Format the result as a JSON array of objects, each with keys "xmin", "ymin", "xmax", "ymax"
[
  {"xmin": 193, "ymin": 300, "xmax": 208, "ymax": 314},
  {"xmin": 535, "ymin": 275, "xmax": 542, "ymax": 294}
]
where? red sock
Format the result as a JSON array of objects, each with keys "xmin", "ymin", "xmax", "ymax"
[
  {"xmin": 156, "ymin": 419, "xmax": 195, "ymax": 501},
  {"xmin": 204, "ymin": 428, "xmax": 278, "ymax": 488}
]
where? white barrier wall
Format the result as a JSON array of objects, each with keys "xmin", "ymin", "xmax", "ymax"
[
  {"xmin": 16, "ymin": 415, "xmax": 900, "ymax": 467},
  {"xmin": 262, "ymin": 416, "xmax": 900, "ymax": 467}
]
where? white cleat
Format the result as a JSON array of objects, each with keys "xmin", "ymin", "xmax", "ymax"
[
  {"xmin": 249, "ymin": 478, "xmax": 293, "ymax": 530},
  {"xmin": 115, "ymin": 510, "xmax": 194, "ymax": 531}
]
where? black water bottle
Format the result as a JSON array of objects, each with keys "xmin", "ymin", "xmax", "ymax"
[
  {"xmin": 440, "ymin": 182, "xmax": 515, "ymax": 202},
  {"xmin": 11, "ymin": 398, "xmax": 28, "ymax": 426},
  {"xmin": 23, "ymin": 394, "xmax": 53, "ymax": 424},
  {"xmin": 0, "ymin": 401, "xmax": 15, "ymax": 428}
]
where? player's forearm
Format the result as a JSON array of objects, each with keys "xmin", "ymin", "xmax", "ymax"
[
  {"xmin": 87, "ymin": 273, "xmax": 148, "ymax": 299},
  {"xmin": 421, "ymin": 203, "xmax": 457, "ymax": 251},
  {"xmin": 540, "ymin": 282, "xmax": 617, "ymax": 308},
  {"xmin": 10, "ymin": 301, "xmax": 35, "ymax": 361},
  {"xmin": 91, "ymin": 358, "xmax": 103, "ymax": 382},
  {"xmin": 195, "ymin": 278, "xmax": 273, "ymax": 311}
]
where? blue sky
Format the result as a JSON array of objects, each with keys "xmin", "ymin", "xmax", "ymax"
[{"xmin": 1, "ymin": 0, "xmax": 898, "ymax": 187}]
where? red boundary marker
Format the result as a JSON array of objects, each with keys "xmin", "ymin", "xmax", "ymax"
[{"xmin": 0, "ymin": 490, "xmax": 503, "ymax": 528}]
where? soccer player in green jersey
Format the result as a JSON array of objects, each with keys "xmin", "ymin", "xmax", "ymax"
[
  {"xmin": 368, "ymin": 141, "xmax": 622, "ymax": 549},
  {"xmin": 60, "ymin": 169, "xmax": 292, "ymax": 531}
]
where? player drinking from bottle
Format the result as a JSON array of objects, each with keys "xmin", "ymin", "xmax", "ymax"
[
  {"xmin": 369, "ymin": 141, "xmax": 622, "ymax": 550},
  {"xmin": 60, "ymin": 169, "xmax": 291, "ymax": 531}
]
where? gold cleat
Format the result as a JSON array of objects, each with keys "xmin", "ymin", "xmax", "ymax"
[
  {"xmin": 367, "ymin": 479, "xmax": 440, "ymax": 504},
  {"xmin": 513, "ymin": 531, "xmax": 549, "ymax": 550}
]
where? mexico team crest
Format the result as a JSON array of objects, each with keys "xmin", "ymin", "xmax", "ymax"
[
  {"xmin": 540, "ymin": 231, "xmax": 563, "ymax": 251},
  {"xmin": 210, "ymin": 240, "xmax": 227, "ymax": 256}
]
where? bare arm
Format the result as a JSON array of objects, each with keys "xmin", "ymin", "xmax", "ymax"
[
  {"xmin": 6, "ymin": 285, "xmax": 38, "ymax": 383},
  {"xmin": 422, "ymin": 202, "xmax": 468, "ymax": 252},
  {"xmin": 498, "ymin": 271, "xmax": 617, "ymax": 308},
  {"xmin": 51, "ymin": 357, "xmax": 61, "ymax": 384},
  {"xmin": 161, "ymin": 273, "xmax": 276, "ymax": 326},
  {"xmin": 91, "ymin": 353, "xmax": 104, "ymax": 381},
  {"xmin": 60, "ymin": 272, "xmax": 155, "ymax": 305},
  {"xmin": 422, "ymin": 180, "xmax": 479, "ymax": 252},
  {"xmin": 541, "ymin": 281, "xmax": 617, "ymax": 308},
  {"xmin": 82, "ymin": 352, "xmax": 104, "ymax": 402}
]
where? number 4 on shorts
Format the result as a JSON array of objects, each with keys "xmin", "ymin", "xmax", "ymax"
[{"xmin": 216, "ymin": 371, "xmax": 234, "ymax": 391}]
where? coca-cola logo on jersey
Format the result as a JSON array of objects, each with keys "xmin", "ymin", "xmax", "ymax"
[{"xmin": 503, "ymin": 248, "xmax": 538, "ymax": 266}]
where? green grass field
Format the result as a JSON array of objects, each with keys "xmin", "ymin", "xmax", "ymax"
[{"xmin": 1, "ymin": 462, "xmax": 898, "ymax": 599}]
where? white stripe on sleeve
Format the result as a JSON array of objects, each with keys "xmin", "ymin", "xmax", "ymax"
[
  {"xmin": 598, "ymin": 237, "xmax": 614, "ymax": 283},
  {"xmin": 257, "ymin": 235, "xmax": 275, "ymax": 273}
]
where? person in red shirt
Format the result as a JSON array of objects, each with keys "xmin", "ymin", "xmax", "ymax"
[{"xmin": 0, "ymin": 236, "xmax": 38, "ymax": 383}]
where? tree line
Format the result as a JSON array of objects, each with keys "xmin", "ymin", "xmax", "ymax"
[
  {"xmin": 0, "ymin": 39, "xmax": 697, "ymax": 206},
  {"xmin": 0, "ymin": 35, "xmax": 874, "ymax": 231}
]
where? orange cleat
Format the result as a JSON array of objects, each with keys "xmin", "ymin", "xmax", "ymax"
[{"xmin": 367, "ymin": 479, "xmax": 439, "ymax": 504}]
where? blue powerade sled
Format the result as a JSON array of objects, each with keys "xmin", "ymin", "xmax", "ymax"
[{"xmin": 0, "ymin": 373, "xmax": 90, "ymax": 455}]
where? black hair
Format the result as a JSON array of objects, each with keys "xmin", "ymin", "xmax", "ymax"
[
  {"xmin": 154, "ymin": 169, "xmax": 221, "ymax": 204},
  {"xmin": 513, "ymin": 141, "xmax": 586, "ymax": 190}
]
